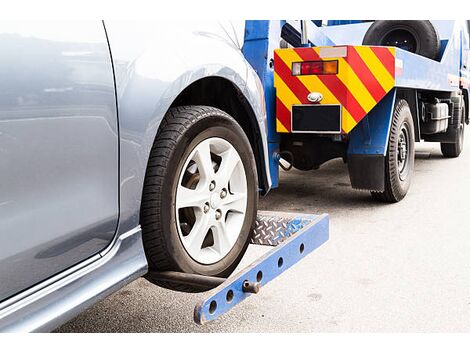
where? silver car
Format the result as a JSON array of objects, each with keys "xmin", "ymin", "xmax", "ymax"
[{"xmin": 0, "ymin": 20, "xmax": 272, "ymax": 332}]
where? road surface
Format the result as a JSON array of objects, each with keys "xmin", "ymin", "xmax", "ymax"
[{"xmin": 57, "ymin": 140, "xmax": 470, "ymax": 332}]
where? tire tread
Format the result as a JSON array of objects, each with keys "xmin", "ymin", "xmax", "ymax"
[{"xmin": 140, "ymin": 105, "xmax": 256, "ymax": 292}]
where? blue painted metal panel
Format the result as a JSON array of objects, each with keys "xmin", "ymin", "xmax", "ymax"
[
  {"xmin": 243, "ymin": 20, "xmax": 285, "ymax": 188},
  {"xmin": 348, "ymin": 89, "xmax": 397, "ymax": 156},
  {"xmin": 194, "ymin": 212, "xmax": 329, "ymax": 324},
  {"xmin": 436, "ymin": 39, "xmax": 449, "ymax": 61},
  {"xmin": 320, "ymin": 22, "xmax": 372, "ymax": 46},
  {"xmin": 287, "ymin": 20, "xmax": 335, "ymax": 47},
  {"xmin": 327, "ymin": 20, "xmax": 364, "ymax": 26},
  {"xmin": 395, "ymin": 48, "xmax": 460, "ymax": 92},
  {"xmin": 376, "ymin": 21, "xmax": 464, "ymax": 93},
  {"xmin": 305, "ymin": 22, "xmax": 335, "ymax": 47}
]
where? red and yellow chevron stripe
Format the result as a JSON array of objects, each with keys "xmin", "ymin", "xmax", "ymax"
[{"xmin": 274, "ymin": 46, "xmax": 396, "ymax": 133}]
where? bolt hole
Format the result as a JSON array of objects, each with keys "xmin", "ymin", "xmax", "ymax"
[
  {"xmin": 226, "ymin": 290, "xmax": 234, "ymax": 303},
  {"xmin": 278, "ymin": 257, "xmax": 284, "ymax": 268},
  {"xmin": 256, "ymin": 271, "xmax": 263, "ymax": 283},
  {"xmin": 299, "ymin": 243, "xmax": 305, "ymax": 254},
  {"xmin": 209, "ymin": 180, "xmax": 216, "ymax": 191},
  {"xmin": 209, "ymin": 300, "xmax": 217, "ymax": 314}
]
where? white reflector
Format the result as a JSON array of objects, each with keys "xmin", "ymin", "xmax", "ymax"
[{"xmin": 319, "ymin": 46, "xmax": 347, "ymax": 59}]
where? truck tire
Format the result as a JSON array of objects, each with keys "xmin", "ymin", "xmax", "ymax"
[
  {"xmin": 371, "ymin": 99, "xmax": 415, "ymax": 202},
  {"xmin": 441, "ymin": 101, "xmax": 465, "ymax": 158},
  {"xmin": 362, "ymin": 21, "xmax": 440, "ymax": 60},
  {"xmin": 141, "ymin": 106, "xmax": 258, "ymax": 292}
]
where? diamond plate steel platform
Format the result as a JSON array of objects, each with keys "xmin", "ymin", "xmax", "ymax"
[{"xmin": 250, "ymin": 211, "xmax": 319, "ymax": 246}]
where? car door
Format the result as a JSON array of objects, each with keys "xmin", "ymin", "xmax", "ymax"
[{"xmin": 0, "ymin": 21, "xmax": 119, "ymax": 302}]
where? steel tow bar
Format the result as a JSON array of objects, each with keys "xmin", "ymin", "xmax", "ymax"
[{"xmin": 193, "ymin": 211, "xmax": 329, "ymax": 324}]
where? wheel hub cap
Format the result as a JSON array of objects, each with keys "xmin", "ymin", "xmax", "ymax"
[
  {"xmin": 175, "ymin": 137, "xmax": 247, "ymax": 264},
  {"xmin": 397, "ymin": 124, "xmax": 410, "ymax": 181},
  {"xmin": 210, "ymin": 192, "xmax": 221, "ymax": 209}
]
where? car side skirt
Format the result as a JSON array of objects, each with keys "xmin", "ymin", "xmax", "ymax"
[{"xmin": 0, "ymin": 227, "xmax": 148, "ymax": 332}]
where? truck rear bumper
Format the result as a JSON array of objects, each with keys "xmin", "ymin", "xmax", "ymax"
[{"xmin": 274, "ymin": 45, "xmax": 396, "ymax": 134}]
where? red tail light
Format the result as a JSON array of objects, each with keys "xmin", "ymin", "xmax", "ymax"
[{"xmin": 292, "ymin": 60, "xmax": 338, "ymax": 76}]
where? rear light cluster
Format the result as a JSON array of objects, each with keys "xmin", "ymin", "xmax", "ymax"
[{"xmin": 292, "ymin": 60, "xmax": 338, "ymax": 76}]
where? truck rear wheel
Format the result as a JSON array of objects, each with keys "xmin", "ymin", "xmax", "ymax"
[
  {"xmin": 371, "ymin": 99, "xmax": 415, "ymax": 203},
  {"xmin": 141, "ymin": 106, "xmax": 258, "ymax": 292},
  {"xmin": 441, "ymin": 102, "xmax": 465, "ymax": 158}
]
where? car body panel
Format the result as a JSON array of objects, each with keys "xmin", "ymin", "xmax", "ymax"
[
  {"xmin": 0, "ymin": 21, "xmax": 119, "ymax": 302},
  {"xmin": 0, "ymin": 20, "xmax": 270, "ymax": 331},
  {"xmin": 104, "ymin": 20, "xmax": 270, "ymax": 235}
]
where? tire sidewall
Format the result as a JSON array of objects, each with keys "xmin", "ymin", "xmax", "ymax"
[
  {"xmin": 363, "ymin": 20, "xmax": 440, "ymax": 59},
  {"xmin": 160, "ymin": 113, "xmax": 258, "ymax": 277}
]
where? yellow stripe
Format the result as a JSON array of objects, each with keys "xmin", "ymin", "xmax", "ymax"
[
  {"xmin": 276, "ymin": 119, "xmax": 289, "ymax": 132},
  {"xmin": 276, "ymin": 48, "xmax": 361, "ymax": 133},
  {"xmin": 337, "ymin": 57, "xmax": 377, "ymax": 113},
  {"xmin": 277, "ymin": 49, "xmax": 340, "ymax": 105},
  {"xmin": 342, "ymin": 109, "xmax": 357, "ymax": 133},
  {"xmin": 354, "ymin": 46, "xmax": 395, "ymax": 91},
  {"xmin": 273, "ymin": 71, "xmax": 301, "ymax": 110},
  {"xmin": 308, "ymin": 48, "xmax": 377, "ymax": 115},
  {"xmin": 298, "ymin": 75, "xmax": 338, "ymax": 104}
]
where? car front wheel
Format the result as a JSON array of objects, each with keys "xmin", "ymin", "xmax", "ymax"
[{"xmin": 141, "ymin": 106, "xmax": 258, "ymax": 292}]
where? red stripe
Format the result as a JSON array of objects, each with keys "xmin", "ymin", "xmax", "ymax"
[
  {"xmin": 347, "ymin": 46, "xmax": 387, "ymax": 102},
  {"xmin": 274, "ymin": 51, "xmax": 310, "ymax": 104},
  {"xmin": 294, "ymin": 48, "xmax": 365, "ymax": 122},
  {"xmin": 276, "ymin": 97, "xmax": 291, "ymax": 131},
  {"xmin": 370, "ymin": 47, "xmax": 395, "ymax": 77}
]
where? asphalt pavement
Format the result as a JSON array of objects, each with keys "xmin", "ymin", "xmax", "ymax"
[{"xmin": 57, "ymin": 139, "xmax": 470, "ymax": 332}]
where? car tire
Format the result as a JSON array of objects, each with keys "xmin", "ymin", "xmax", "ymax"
[
  {"xmin": 371, "ymin": 99, "xmax": 415, "ymax": 203},
  {"xmin": 141, "ymin": 106, "xmax": 258, "ymax": 292},
  {"xmin": 362, "ymin": 20, "xmax": 440, "ymax": 60}
]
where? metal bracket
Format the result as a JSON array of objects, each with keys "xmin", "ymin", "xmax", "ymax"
[
  {"xmin": 150, "ymin": 211, "xmax": 329, "ymax": 325},
  {"xmin": 193, "ymin": 211, "xmax": 329, "ymax": 325}
]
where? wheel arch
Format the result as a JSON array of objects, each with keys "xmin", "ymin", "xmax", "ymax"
[
  {"xmin": 169, "ymin": 76, "xmax": 270, "ymax": 193},
  {"xmin": 106, "ymin": 21, "xmax": 271, "ymax": 237}
]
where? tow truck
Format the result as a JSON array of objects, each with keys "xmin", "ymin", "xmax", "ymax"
[
  {"xmin": 191, "ymin": 19, "xmax": 469, "ymax": 323},
  {"xmin": 246, "ymin": 20, "xmax": 470, "ymax": 202},
  {"xmin": 3, "ymin": 20, "xmax": 467, "ymax": 331}
]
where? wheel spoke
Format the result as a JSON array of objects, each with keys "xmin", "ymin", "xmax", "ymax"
[
  {"xmin": 193, "ymin": 141, "xmax": 214, "ymax": 185},
  {"xmin": 176, "ymin": 186, "xmax": 207, "ymax": 210},
  {"xmin": 184, "ymin": 215, "xmax": 211, "ymax": 255},
  {"xmin": 215, "ymin": 147, "xmax": 240, "ymax": 188},
  {"xmin": 212, "ymin": 221, "xmax": 232, "ymax": 255},
  {"xmin": 222, "ymin": 192, "xmax": 247, "ymax": 214}
]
